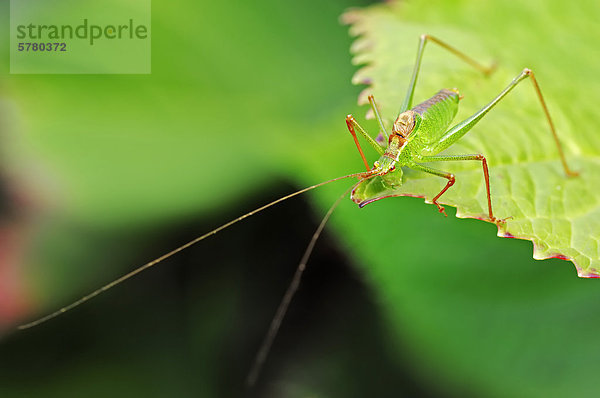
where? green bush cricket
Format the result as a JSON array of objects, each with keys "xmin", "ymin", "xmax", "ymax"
[
  {"xmin": 347, "ymin": 35, "xmax": 577, "ymax": 220},
  {"xmin": 16, "ymin": 34, "xmax": 578, "ymax": 387}
]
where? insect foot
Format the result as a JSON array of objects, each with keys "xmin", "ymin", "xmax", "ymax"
[
  {"xmin": 430, "ymin": 173, "xmax": 455, "ymax": 217},
  {"xmin": 434, "ymin": 202, "xmax": 448, "ymax": 217},
  {"xmin": 492, "ymin": 216, "xmax": 513, "ymax": 226}
]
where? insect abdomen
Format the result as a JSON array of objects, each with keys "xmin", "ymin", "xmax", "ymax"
[{"xmin": 411, "ymin": 89, "xmax": 460, "ymax": 145}]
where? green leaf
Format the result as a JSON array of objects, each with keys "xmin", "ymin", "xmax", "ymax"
[{"xmin": 343, "ymin": 2, "xmax": 599, "ymax": 277}]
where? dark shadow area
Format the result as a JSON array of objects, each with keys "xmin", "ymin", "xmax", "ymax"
[{"xmin": 0, "ymin": 183, "xmax": 452, "ymax": 398}]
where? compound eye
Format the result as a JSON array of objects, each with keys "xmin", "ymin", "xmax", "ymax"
[{"xmin": 389, "ymin": 165, "xmax": 396, "ymax": 172}]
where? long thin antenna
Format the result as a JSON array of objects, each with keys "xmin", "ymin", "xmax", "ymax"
[
  {"xmin": 245, "ymin": 183, "xmax": 357, "ymax": 388},
  {"xmin": 17, "ymin": 172, "xmax": 365, "ymax": 330}
]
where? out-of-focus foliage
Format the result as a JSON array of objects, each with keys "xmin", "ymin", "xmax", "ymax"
[{"xmin": 1, "ymin": 0, "xmax": 600, "ymax": 397}]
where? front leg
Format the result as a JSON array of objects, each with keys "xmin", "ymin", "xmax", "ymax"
[{"xmin": 345, "ymin": 115, "xmax": 386, "ymax": 172}]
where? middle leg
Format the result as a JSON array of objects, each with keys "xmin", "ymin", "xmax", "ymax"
[{"xmin": 411, "ymin": 153, "xmax": 501, "ymax": 223}]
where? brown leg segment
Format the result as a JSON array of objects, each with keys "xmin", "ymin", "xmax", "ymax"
[
  {"xmin": 345, "ymin": 115, "xmax": 370, "ymax": 171},
  {"xmin": 431, "ymin": 173, "xmax": 455, "ymax": 217},
  {"xmin": 525, "ymin": 69, "xmax": 579, "ymax": 177}
]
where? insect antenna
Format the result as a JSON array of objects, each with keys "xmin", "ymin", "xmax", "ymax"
[
  {"xmin": 16, "ymin": 172, "xmax": 366, "ymax": 330},
  {"xmin": 245, "ymin": 182, "xmax": 358, "ymax": 388}
]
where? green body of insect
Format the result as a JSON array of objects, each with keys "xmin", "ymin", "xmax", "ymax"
[{"xmin": 351, "ymin": 89, "xmax": 461, "ymax": 207}]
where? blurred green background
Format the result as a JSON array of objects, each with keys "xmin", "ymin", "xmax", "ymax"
[{"xmin": 1, "ymin": 0, "xmax": 599, "ymax": 397}]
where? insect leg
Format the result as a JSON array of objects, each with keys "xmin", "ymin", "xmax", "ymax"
[
  {"xmin": 423, "ymin": 68, "xmax": 578, "ymax": 177},
  {"xmin": 418, "ymin": 154, "xmax": 499, "ymax": 222},
  {"xmin": 368, "ymin": 95, "xmax": 389, "ymax": 140},
  {"xmin": 408, "ymin": 163, "xmax": 455, "ymax": 216},
  {"xmin": 346, "ymin": 115, "xmax": 385, "ymax": 171},
  {"xmin": 401, "ymin": 34, "xmax": 496, "ymax": 113}
]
